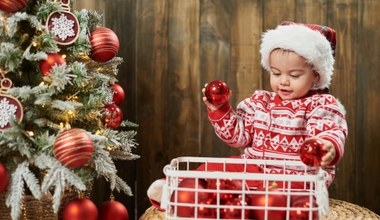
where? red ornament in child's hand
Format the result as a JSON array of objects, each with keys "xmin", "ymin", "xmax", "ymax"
[
  {"xmin": 112, "ymin": 83, "xmax": 125, "ymax": 106},
  {"xmin": 299, "ymin": 139, "xmax": 326, "ymax": 166},
  {"xmin": 205, "ymin": 80, "xmax": 230, "ymax": 105},
  {"xmin": 0, "ymin": 162, "xmax": 9, "ymax": 193}
]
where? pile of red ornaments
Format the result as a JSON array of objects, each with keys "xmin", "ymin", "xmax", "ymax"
[{"xmin": 169, "ymin": 178, "xmax": 319, "ymax": 220}]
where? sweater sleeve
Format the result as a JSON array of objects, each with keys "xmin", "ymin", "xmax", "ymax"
[
  {"xmin": 306, "ymin": 95, "xmax": 348, "ymax": 166},
  {"xmin": 207, "ymin": 91, "xmax": 264, "ymax": 148}
]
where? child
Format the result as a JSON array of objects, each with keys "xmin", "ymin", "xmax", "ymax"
[
  {"xmin": 202, "ymin": 21, "xmax": 347, "ymax": 187},
  {"xmin": 147, "ymin": 21, "xmax": 348, "ymax": 208}
]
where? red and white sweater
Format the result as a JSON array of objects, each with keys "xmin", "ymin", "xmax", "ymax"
[{"xmin": 208, "ymin": 90, "xmax": 348, "ymax": 186}]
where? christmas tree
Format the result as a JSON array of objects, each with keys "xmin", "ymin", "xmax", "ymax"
[{"xmin": 0, "ymin": 0, "xmax": 138, "ymax": 219}]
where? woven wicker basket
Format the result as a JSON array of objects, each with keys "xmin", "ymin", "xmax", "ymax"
[
  {"xmin": 139, "ymin": 198, "xmax": 380, "ymax": 220},
  {"xmin": 0, "ymin": 188, "xmax": 91, "ymax": 220}
]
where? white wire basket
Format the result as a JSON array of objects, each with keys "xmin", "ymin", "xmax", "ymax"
[{"xmin": 161, "ymin": 156, "xmax": 329, "ymax": 220}]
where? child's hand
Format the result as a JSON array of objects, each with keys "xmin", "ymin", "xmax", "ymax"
[
  {"xmin": 319, "ymin": 139, "xmax": 336, "ymax": 167},
  {"xmin": 202, "ymin": 86, "xmax": 229, "ymax": 111}
]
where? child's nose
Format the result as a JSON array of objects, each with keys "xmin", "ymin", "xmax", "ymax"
[{"xmin": 280, "ymin": 75, "xmax": 290, "ymax": 85}]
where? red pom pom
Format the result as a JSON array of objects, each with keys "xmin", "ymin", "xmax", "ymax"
[
  {"xmin": 53, "ymin": 128, "xmax": 94, "ymax": 169},
  {"xmin": 112, "ymin": 83, "xmax": 125, "ymax": 106},
  {"xmin": 0, "ymin": 162, "xmax": 9, "ymax": 193},
  {"xmin": 90, "ymin": 27, "xmax": 119, "ymax": 62},
  {"xmin": 205, "ymin": 80, "xmax": 230, "ymax": 105},
  {"xmin": 99, "ymin": 200, "xmax": 129, "ymax": 220},
  {"xmin": 39, "ymin": 53, "xmax": 66, "ymax": 76},
  {"xmin": 0, "ymin": 0, "xmax": 28, "ymax": 13},
  {"xmin": 103, "ymin": 103, "xmax": 123, "ymax": 129},
  {"xmin": 299, "ymin": 139, "xmax": 326, "ymax": 166},
  {"xmin": 62, "ymin": 198, "xmax": 98, "ymax": 220}
]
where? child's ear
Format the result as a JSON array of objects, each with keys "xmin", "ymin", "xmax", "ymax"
[{"xmin": 314, "ymin": 71, "xmax": 320, "ymax": 84}]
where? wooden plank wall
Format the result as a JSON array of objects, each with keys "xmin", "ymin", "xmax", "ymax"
[{"xmin": 73, "ymin": 0, "xmax": 380, "ymax": 219}]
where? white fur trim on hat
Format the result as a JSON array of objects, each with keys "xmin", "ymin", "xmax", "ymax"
[{"xmin": 260, "ymin": 24, "xmax": 334, "ymax": 89}]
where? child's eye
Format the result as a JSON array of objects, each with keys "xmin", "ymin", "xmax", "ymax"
[
  {"xmin": 290, "ymin": 75, "xmax": 300, "ymax": 78},
  {"xmin": 272, "ymin": 72, "xmax": 281, "ymax": 76}
]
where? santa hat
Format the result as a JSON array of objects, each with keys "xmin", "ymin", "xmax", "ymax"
[{"xmin": 260, "ymin": 21, "xmax": 336, "ymax": 89}]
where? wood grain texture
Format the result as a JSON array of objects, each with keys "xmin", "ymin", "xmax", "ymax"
[
  {"xmin": 327, "ymin": 0, "xmax": 359, "ymax": 208},
  {"xmin": 356, "ymin": 0, "xmax": 380, "ymax": 214},
  {"xmin": 72, "ymin": 0, "xmax": 380, "ymax": 218}
]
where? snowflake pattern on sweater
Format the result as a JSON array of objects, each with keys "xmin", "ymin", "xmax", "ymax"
[{"xmin": 208, "ymin": 90, "xmax": 348, "ymax": 186}]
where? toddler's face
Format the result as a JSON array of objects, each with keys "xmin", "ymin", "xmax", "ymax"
[{"xmin": 269, "ymin": 49, "xmax": 319, "ymax": 100}]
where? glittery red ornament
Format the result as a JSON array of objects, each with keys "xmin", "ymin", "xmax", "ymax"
[
  {"xmin": 103, "ymin": 103, "xmax": 123, "ymax": 129},
  {"xmin": 90, "ymin": 27, "xmax": 119, "ymax": 63},
  {"xmin": 299, "ymin": 139, "xmax": 326, "ymax": 166},
  {"xmin": 53, "ymin": 128, "xmax": 94, "ymax": 169},
  {"xmin": 62, "ymin": 198, "xmax": 98, "ymax": 220},
  {"xmin": 39, "ymin": 53, "xmax": 66, "ymax": 76},
  {"xmin": 0, "ymin": 0, "xmax": 28, "ymax": 13},
  {"xmin": 289, "ymin": 195, "xmax": 318, "ymax": 220},
  {"xmin": 170, "ymin": 178, "xmax": 210, "ymax": 218},
  {"xmin": 205, "ymin": 80, "xmax": 230, "ymax": 105},
  {"xmin": 111, "ymin": 83, "xmax": 125, "ymax": 106},
  {"xmin": 0, "ymin": 162, "xmax": 9, "ymax": 193},
  {"xmin": 98, "ymin": 200, "xmax": 129, "ymax": 220}
]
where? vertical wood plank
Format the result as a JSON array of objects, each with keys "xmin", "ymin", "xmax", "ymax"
[
  {"xmin": 261, "ymin": 0, "xmax": 296, "ymax": 90},
  {"xmin": 230, "ymin": 0, "xmax": 263, "ymax": 104},
  {"xmin": 166, "ymin": 0, "xmax": 200, "ymax": 157},
  {"xmin": 327, "ymin": 0, "xmax": 358, "ymax": 207},
  {"xmin": 134, "ymin": 0, "xmax": 170, "ymax": 216},
  {"xmin": 355, "ymin": 0, "xmax": 380, "ymax": 214},
  {"xmin": 199, "ymin": 0, "xmax": 239, "ymax": 157},
  {"xmin": 295, "ymin": 0, "xmax": 327, "ymax": 24}
]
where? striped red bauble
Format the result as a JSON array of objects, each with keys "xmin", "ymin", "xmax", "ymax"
[
  {"xmin": 0, "ymin": 0, "xmax": 28, "ymax": 13},
  {"xmin": 53, "ymin": 128, "xmax": 94, "ymax": 169},
  {"xmin": 90, "ymin": 27, "xmax": 119, "ymax": 63}
]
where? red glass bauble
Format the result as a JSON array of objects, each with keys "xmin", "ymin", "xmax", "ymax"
[
  {"xmin": 99, "ymin": 200, "xmax": 129, "ymax": 220},
  {"xmin": 250, "ymin": 183, "xmax": 287, "ymax": 220},
  {"xmin": 0, "ymin": 0, "xmax": 28, "ymax": 13},
  {"xmin": 39, "ymin": 53, "xmax": 66, "ymax": 76},
  {"xmin": 90, "ymin": 27, "xmax": 119, "ymax": 62},
  {"xmin": 207, "ymin": 179, "xmax": 244, "ymax": 202},
  {"xmin": 221, "ymin": 196, "xmax": 251, "ymax": 219},
  {"xmin": 62, "ymin": 198, "xmax": 98, "ymax": 220},
  {"xmin": 289, "ymin": 195, "xmax": 318, "ymax": 220},
  {"xmin": 0, "ymin": 162, "xmax": 9, "ymax": 193},
  {"xmin": 170, "ymin": 178, "xmax": 209, "ymax": 218},
  {"xmin": 112, "ymin": 83, "xmax": 125, "ymax": 106},
  {"xmin": 53, "ymin": 128, "xmax": 94, "ymax": 169},
  {"xmin": 197, "ymin": 197, "xmax": 217, "ymax": 218},
  {"xmin": 103, "ymin": 103, "xmax": 123, "ymax": 129},
  {"xmin": 299, "ymin": 139, "xmax": 326, "ymax": 166},
  {"xmin": 205, "ymin": 80, "xmax": 230, "ymax": 105}
]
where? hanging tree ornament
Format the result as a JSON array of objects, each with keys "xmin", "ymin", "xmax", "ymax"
[
  {"xmin": 0, "ymin": 70, "xmax": 23, "ymax": 131},
  {"xmin": 46, "ymin": 0, "xmax": 80, "ymax": 45}
]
